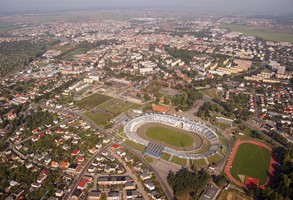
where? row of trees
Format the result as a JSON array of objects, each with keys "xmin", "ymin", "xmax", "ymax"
[{"xmin": 262, "ymin": 130, "xmax": 290, "ymax": 148}]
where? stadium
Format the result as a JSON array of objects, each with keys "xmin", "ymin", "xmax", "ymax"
[{"xmin": 124, "ymin": 113, "xmax": 222, "ymax": 160}]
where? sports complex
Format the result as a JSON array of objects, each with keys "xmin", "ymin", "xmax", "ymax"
[
  {"xmin": 124, "ymin": 113, "xmax": 223, "ymax": 160},
  {"xmin": 225, "ymin": 140, "xmax": 276, "ymax": 189}
]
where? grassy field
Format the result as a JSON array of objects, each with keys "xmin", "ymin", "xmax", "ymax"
[
  {"xmin": 171, "ymin": 156, "xmax": 186, "ymax": 166},
  {"xmin": 146, "ymin": 157, "xmax": 153, "ymax": 163},
  {"xmin": 161, "ymin": 153, "xmax": 171, "ymax": 161},
  {"xmin": 76, "ymin": 93, "xmax": 112, "ymax": 109},
  {"xmin": 207, "ymin": 153, "xmax": 223, "ymax": 164},
  {"xmin": 98, "ymin": 98, "xmax": 139, "ymax": 115},
  {"xmin": 201, "ymin": 89, "xmax": 222, "ymax": 100},
  {"xmin": 222, "ymin": 24, "xmax": 293, "ymax": 43},
  {"xmin": 0, "ymin": 22, "xmax": 22, "ymax": 32},
  {"xmin": 81, "ymin": 94, "xmax": 140, "ymax": 127},
  {"xmin": 85, "ymin": 111, "xmax": 113, "ymax": 126},
  {"xmin": 145, "ymin": 127, "xmax": 194, "ymax": 147},
  {"xmin": 217, "ymin": 122, "xmax": 232, "ymax": 130},
  {"xmin": 124, "ymin": 140, "xmax": 146, "ymax": 152},
  {"xmin": 230, "ymin": 143, "xmax": 271, "ymax": 185},
  {"xmin": 191, "ymin": 159, "xmax": 207, "ymax": 167}
]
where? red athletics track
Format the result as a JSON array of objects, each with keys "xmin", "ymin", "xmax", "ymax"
[{"xmin": 224, "ymin": 140, "xmax": 277, "ymax": 189}]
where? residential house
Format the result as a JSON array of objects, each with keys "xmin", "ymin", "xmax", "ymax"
[
  {"xmin": 144, "ymin": 180, "xmax": 155, "ymax": 191},
  {"xmin": 107, "ymin": 191, "xmax": 120, "ymax": 200}
]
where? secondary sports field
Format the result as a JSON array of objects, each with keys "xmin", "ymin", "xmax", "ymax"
[
  {"xmin": 76, "ymin": 93, "xmax": 112, "ymax": 109},
  {"xmin": 97, "ymin": 98, "xmax": 139, "ymax": 115},
  {"xmin": 225, "ymin": 140, "xmax": 275, "ymax": 188},
  {"xmin": 145, "ymin": 126, "xmax": 194, "ymax": 147}
]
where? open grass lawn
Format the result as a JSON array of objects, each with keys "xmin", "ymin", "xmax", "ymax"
[
  {"xmin": 85, "ymin": 111, "xmax": 113, "ymax": 126},
  {"xmin": 145, "ymin": 127, "xmax": 193, "ymax": 147},
  {"xmin": 207, "ymin": 153, "xmax": 223, "ymax": 164},
  {"xmin": 171, "ymin": 156, "xmax": 186, "ymax": 166},
  {"xmin": 177, "ymin": 193, "xmax": 190, "ymax": 200},
  {"xmin": 230, "ymin": 143, "xmax": 271, "ymax": 185},
  {"xmin": 161, "ymin": 153, "xmax": 171, "ymax": 161},
  {"xmin": 76, "ymin": 93, "xmax": 112, "ymax": 109},
  {"xmin": 201, "ymin": 89, "xmax": 222, "ymax": 100},
  {"xmin": 146, "ymin": 157, "xmax": 153, "ymax": 163},
  {"xmin": 0, "ymin": 22, "xmax": 22, "ymax": 32},
  {"xmin": 124, "ymin": 140, "xmax": 146, "ymax": 152},
  {"xmin": 222, "ymin": 24, "xmax": 293, "ymax": 43},
  {"xmin": 217, "ymin": 122, "xmax": 231, "ymax": 130},
  {"xmin": 191, "ymin": 159, "xmax": 207, "ymax": 167},
  {"xmin": 98, "ymin": 98, "xmax": 139, "ymax": 115}
]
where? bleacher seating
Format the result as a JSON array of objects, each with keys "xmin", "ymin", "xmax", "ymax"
[{"xmin": 124, "ymin": 114, "xmax": 221, "ymax": 160}]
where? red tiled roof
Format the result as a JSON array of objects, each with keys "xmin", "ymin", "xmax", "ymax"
[
  {"xmin": 112, "ymin": 144, "xmax": 120, "ymax": 149},
  {"xmin": 60, "ymin": 161, "xmax": 70, "ymax": 168},
  {"xmin": 39, "ymin": 132, "xmax": 46, "ymax": 137},
  {"xmin": 77, "ymin": 156, "xmax": 84, "ymax": 162},
  {"xmin": 72, "ymin": 149, "xmax": 80, "ymax": 155},
  {"xmin": 40, "ymin": 168, "xmax": 49, "ymax": 176},
  {"xmin": 78, "ymin": 179, "xmax": 88, "ymax": 189}
]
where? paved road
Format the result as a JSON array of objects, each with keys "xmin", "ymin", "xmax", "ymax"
[
  {"xmin": 46, "ymin": 105, "xmax": 173, "ymax": 199},
  {"xmin": 113, "ymin": 154, "xmax": 149, "ymax": 199},
  {"xmin": 180, "ymin": 96, "xmax": 233, "ymax": 175},
  {"xmin": 64, "ymin": 142, "xmax": 112, "ymax": 200},
  {"xmin": 242, "ymin": 120, "xmax": 286, "ymax": 148}
]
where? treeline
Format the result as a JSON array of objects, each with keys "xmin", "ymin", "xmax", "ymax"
[
  {"xmin": 0, "ymin": 40, "xmax": 50, "ymax": 76},
  {"xmin": 34, "ymin": 78, "xmax": 77, "ymax": 103},
  {"xmin": 262, "ymin": 130, "xmax": 291, "ymax": 148},
  {"xmin": 167, "ymin": 168, "xmax": 209, "ymax": 198},
  {"xmin": 254, "ymin": 145, "xmax": 293, "ymax": 200}
]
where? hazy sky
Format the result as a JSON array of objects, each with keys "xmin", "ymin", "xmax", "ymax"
[{"xmin": 0, "ymin": 0, "xmax": 292, "ymax": 14}]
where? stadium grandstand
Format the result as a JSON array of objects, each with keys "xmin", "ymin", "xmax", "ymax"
[{"xmin": 124, "ymin": 114, "xmax": 222, "ymax": 160}]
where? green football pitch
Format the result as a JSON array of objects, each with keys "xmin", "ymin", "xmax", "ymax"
[
  {"xmin": 230, "ymin": 143, "xmax": 271, "ymax": 185},
  {"xmin": 145, "ymin": 126, "xmax": 194, "ymax": 147}
]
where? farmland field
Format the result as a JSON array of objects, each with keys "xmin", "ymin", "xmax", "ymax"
[{"xmin": 222, "ymin": 24, "xmax": 293, "ymax": 43}]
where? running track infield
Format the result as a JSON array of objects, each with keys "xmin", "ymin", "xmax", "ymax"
[{"xmin": 224, "ymin": 140, "xmax": 277, "ymax": 189}]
